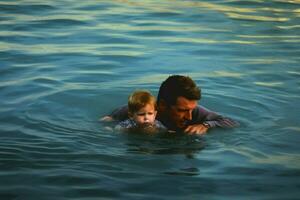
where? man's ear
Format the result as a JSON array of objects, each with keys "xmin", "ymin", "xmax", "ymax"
[
  {"xmin": 128, "ymin": 111, "xmax": 133, "ymax": 118},
  {"xmin": 157, "ymin": 100, "xmax": 167, "ymax": 112}
]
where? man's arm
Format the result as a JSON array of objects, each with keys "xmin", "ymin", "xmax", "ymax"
[
  {"xmin": 184, "ymin": 105, "xmax": 239, "ymax": 135},
  {"xmin": 99, "ymin": 105, "xmax": 129, "ymax": 122},
  {"xmin": 192, "ymin": 105, "xmax": 239, "ymax": 128}
]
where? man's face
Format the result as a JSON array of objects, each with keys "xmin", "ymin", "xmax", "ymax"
[{"xmin": 167, "ymin": 96, "xmax": 198, "ymax": 129}]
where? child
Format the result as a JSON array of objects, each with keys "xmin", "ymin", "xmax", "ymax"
[{"xmin": 115, "ymin": 90, "xmax": 166, "ymax": 134}]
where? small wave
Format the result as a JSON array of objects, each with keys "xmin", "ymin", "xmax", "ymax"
[
  {"xmin": 0, "ymin": 4, "xmax": 55, "ymax": 15},
  {"xmin": 31, "ymin": 18, "xmax": 88, "ymax": 28},
  {"xmin": 226, "ymin": 12, "xmax": 289, "ymax": 22}
]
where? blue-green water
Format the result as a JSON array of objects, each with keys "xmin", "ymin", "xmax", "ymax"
[{"xmin": 1, "ymin": 0, "xmax": 300, "ymax": 199}]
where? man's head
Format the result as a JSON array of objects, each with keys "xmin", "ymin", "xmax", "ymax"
[
  {"xmin": 157, "ymin": 75, "xmax": 201, "ymax": 130},
  {"xmin": 128, "ymin": 90, "xmax": 157, "ymax": 125}
]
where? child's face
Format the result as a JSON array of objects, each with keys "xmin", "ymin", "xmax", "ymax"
[{"xmin": 131, "ymin": 104, "xmax": 157, "ymax": 125}]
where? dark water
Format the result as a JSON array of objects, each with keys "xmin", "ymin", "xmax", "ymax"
[{"xmin": 1, "ymin": 0, "xmax": 300, "ymax": 199}]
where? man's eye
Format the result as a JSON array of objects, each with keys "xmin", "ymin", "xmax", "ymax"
[{"xmin": 137, "ymin": 113, "xmax": 145, "ymax": 116}]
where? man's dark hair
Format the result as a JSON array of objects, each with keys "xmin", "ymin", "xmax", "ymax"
[{"xmin": 157, "ymin": 75, "xmax": 201, "ymax": 105}]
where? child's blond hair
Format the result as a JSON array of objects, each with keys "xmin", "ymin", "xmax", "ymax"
[{"xmin": 128, "ymin": 90, "xmax": 156, "ymax": 115}]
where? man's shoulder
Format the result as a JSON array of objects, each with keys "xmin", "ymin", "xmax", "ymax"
[
  {"xmin": 192, "ymin": 105, "xmax": 208, "ymax": 114},
  {"xmin": 191, "ymin": 105, "xmax": 215, "ymax": 122},
  {"xmin": 110, "ymin": 105, "xmax": 129, "ymax": 121}
]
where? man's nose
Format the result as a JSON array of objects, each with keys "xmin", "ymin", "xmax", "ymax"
[{"xmin": 185, "ymin": 111, "xmax": 192, "ymax": 120}]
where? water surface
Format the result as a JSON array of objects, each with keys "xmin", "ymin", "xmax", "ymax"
[{"xmin": 1, "ymin": 0, "xmax": 300, "ymax": 199}]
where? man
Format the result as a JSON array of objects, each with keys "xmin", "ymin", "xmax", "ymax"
[{"xmin": 101, "ymin": 75, "xmax": 238, "ymax": 135}]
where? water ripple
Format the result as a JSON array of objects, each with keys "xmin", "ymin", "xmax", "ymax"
[
  {"xmin": 1, "ymin": 0, "xmax": 300, "ymax": 199},
  {"xmin": 0, "ymin": 3, "xmax": 55, "ymax": 15}
]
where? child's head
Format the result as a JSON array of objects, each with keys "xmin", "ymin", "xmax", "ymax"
[{"xmin": 128, "ymin": 90, "xmax": 157, "ymax": 125}]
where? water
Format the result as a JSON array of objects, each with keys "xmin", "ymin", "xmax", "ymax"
[{"xmin": 1, "ymin": 0, "xmax": 300, "ymax": 199}]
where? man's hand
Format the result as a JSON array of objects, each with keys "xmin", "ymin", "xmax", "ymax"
[
  {"xmin": 99, "ymin": 116, "xmax": 114, "ymax": 122},
  {"xmin": 184, "ymin": 124, "xmax": 209, "ymax": 135}
]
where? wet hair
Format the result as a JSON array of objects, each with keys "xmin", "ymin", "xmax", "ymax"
[
  {"xmin": 157, "ymin": 75, "xmax": 201, "ymax": 105},
  {"xmin": 128, "ymin": 90, "xmax": 156, "ymax": 114}
]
